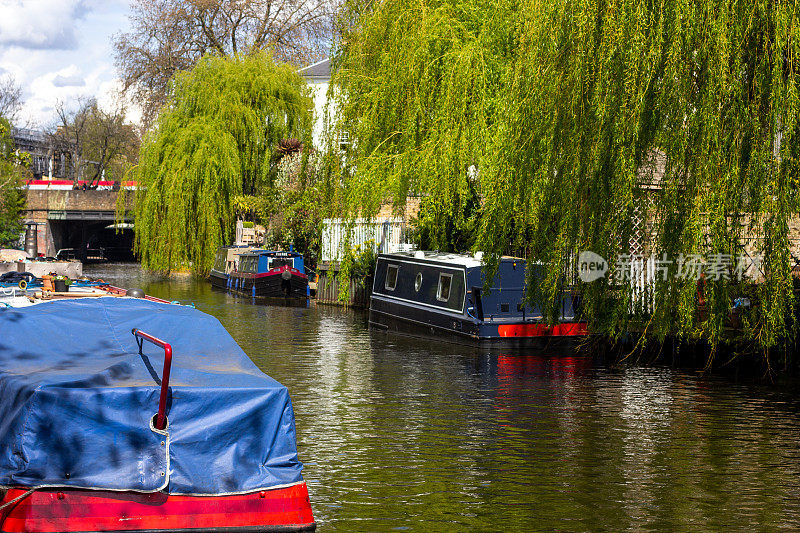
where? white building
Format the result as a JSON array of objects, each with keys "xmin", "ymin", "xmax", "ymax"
[{"xmin": 298, "ymin": 57, "xmax": 331, "ymax": 149}]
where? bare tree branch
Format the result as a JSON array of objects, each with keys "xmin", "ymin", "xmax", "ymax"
[
  {"xmin": 113, "ymin": 0, "xmax": 338, "ymax": 127},
  {"xmin": 50, "ymin": 99, "xmax": 140, "ymax": 187},
  {"xmin": 0, "ymin": 76, "xmax": 23, "ymax": 121}
]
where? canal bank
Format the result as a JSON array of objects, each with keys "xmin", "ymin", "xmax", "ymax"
[
  {"xmin": 85, "ymin": 262, "xmax": 800, "ymax": 532},
  {"xmin": 314, "ymin": 261, "xmax": 372, "ymax": 308}
]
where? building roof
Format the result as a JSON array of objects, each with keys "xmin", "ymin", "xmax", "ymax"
[
  {"xmin": 11, "ymin": 127, "xmax": 46, "ymax": 144},
  {"xmin": 298, "ymin": 57, "xmax": 330, "ymax": 79}
]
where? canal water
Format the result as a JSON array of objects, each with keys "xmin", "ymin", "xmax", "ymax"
[{"xmin": 88, "ymin": 264, "xmax": 800, "ymax": 531}]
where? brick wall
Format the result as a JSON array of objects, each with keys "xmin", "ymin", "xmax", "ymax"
[{"xmin": 24, "ymin": 190, "xmax": 132, "ymax": 212}]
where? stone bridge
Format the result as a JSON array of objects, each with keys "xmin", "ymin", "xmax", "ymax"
[{"xmin": 24, "ymin": 189, "xmax": 135, "ymax": 260}]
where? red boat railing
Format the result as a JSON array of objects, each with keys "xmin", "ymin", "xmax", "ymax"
[{"xmin": 131, "ymin": 329, "xmax": 173, "ymax": 430}]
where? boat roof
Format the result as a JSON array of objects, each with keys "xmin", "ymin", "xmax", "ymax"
[
  {"xmin": 219, "ymin": 245, "xmax": 260, "ymax": 259},
  {"xmin": 240, "ymin": 250, "xmax": 303, "ymax": 258},
  {"xmin": 0, "ymin": 297, "xmax": 303, "ymax": 495},
  {"xmin": 379, "ymin": 251, "xmax": 524, "ymax": 269}
]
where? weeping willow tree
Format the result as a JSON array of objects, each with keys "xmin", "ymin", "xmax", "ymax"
[
  {"xmin": 332, "ymin": 0, "xmax": 800, "ymax": 358},
  {"xmin": 331, "ymin": 0, "xmax": 519, "ymax": 237},
  {"xmin": 130, "ymin": 52, "xmax": 312, "ymax": 274}
]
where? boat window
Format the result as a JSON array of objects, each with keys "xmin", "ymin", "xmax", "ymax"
[
  {"xmin": 501, "ymin": 303, "xmax": 510, "ymax": 313},
  {"xmin": 437, "ymin": 273, "xmax": 452, "ymax": 302},
  {"xmin": 415, "ymin": 272, "xmax": 423, "ymax": 292},
  {"xmin": 385, "ymin": 264, "xmax": 399, "ymax": 290},
  {"xmin": 213, "ymin": 253, "xmax": 225, "ymax": 271},
  {"xmin": 270, "ymin": 258, "xmax": 293, "ymax": 270}
]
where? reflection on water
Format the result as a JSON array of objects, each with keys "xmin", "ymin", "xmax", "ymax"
[{"xmin": 88, "ymin": 264, "xmax": 800, "ymax": 531}]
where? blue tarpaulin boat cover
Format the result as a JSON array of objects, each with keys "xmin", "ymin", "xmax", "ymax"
[{"xmin": 0, "ymin": 298, "xmax": 303, "ymax": 495}]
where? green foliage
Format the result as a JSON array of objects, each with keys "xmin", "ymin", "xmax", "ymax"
[
  {"xmin": 337, "ymin": 239, "xmax": 378, "ymax": 303},
  {"xmin": 232, "ymin": 194, "xmax": 276, "ymax": 224},
  {"xmin": 0, "ymin": 118, "xmax": 27, "ymax": 247},
  {"xmin": 53, "ymin": 274, "xmax": 73, "ymax": 286},
  {"xmin": 0, "ymin": 186, "xmax": 24, "ymax": 248},
  {"xmin": 411, "ymin": 178, "xmax": 480, "ymax": 253},
  {"xmin": 129, "ymin": 52, "xmax": 313, "ymax": 274},
  {"xmin": 332, "ymin": 0, "xmax": 515, "ymax": 219},
  {"xmin": 264, "ymin": 151, "xmax": 335, "ymax": 269},
  {"xmin": 332, "ymin": 0, "xmax": 800, "ymax": 356},
  {"xmin": 264, "ymin": 190, "xmax": 324, "ymax": 267}
]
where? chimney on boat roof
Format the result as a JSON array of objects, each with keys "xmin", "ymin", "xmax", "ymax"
[{"xmin": 414, "ymin": 251, "xmax": 425, "ymax": 259}]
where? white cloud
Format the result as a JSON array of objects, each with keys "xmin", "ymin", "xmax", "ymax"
[
  {"xmin": 52, "ymin": 74, "xmax": 86, "ymax": 88},
  {"xmin": 0, "ymin": 0, "xmax": 89, "ymax": 50},
  {"xmin": 0, "ymin": 1, "xmax": 136, "ymax": 127}
]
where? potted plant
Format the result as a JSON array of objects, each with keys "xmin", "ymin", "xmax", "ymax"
[{"xmin": 53, "ymin": 275, "xmax": 72, "ymax": 293}]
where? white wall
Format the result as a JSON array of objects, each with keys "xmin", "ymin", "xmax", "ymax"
[{"xmin": 306, "ymin": 79, "xmax": 329, "ymax": 149}]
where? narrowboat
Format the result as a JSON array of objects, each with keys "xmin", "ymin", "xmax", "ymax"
[
  {"xmin": 0, "ymin": 297, "xmax": 315, "ymax": 532},
  {"xmin": 228, "ymin": 250, "xmax": 308, "ymax": 299},
  {"xmin": 369, "ymin": 251, "xmax": 587, "ymax": 346},
  {"xmin": 209, "ymin": 245, "xmax": 259, "ymax": 290}
]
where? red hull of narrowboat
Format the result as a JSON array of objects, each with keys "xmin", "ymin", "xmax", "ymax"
[
  {"xmin": 497, "ymin": 322, "xmax": 589, "ymax": 338},
  {"xmin": 0, "ymin": 483, "xmax": 315, "ymax": 533}
]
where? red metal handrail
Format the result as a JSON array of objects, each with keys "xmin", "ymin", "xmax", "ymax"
[{"xmin": 131, "ymin": 328, "xmax": 173, "ymax": 430}]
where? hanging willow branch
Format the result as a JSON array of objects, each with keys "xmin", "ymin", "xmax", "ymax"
[
  {"xmin": 130, "ymin": 52, "xmax": 313, "ymax": 274},
  {"xmin": 331, "ymin": 0, "xmax": 800, "ymax": 355}
]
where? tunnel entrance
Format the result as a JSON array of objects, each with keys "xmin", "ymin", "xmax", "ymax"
[{"xmin": 48, "ymin": 219, "xmax": 135, "ymax": 262}]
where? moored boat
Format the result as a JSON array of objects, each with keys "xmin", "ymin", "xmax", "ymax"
[
  {"xmin": 228, "ymin": 250, "xmax": 308, "ymax": 300},
  {"xmin": 209, "ymin": 245, "xmax": 260, "ymax": 290},
  {"xmin": 369, "ymin": 251, "xmax": 588, "ymax": 347},
  {"xmin": 0, "ymin": 296, "xmax": 315, "ymax": 532}
]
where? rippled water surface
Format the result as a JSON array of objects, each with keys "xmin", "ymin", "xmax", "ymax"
[{"xmin": 88, "ymin": 264, "xmax": 800, "ymax": 531}]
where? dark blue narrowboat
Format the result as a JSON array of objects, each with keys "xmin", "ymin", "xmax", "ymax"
[
  {"xmin": 0, "ymin": 297, "xmax": 315, "ymax": 532},
  {"xmin": 208, "ymin": 245, "xmax": 259, "ymax": 290},
  {"xmin": 369, "ymin": 251, "xmax": 587, "ymax": 346},
  {"xmin": 228, "ymin": 250, "xmax": 308, "ymax": 299}
]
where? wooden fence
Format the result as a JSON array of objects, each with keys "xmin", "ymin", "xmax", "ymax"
[{"xmin": 314, "ymin": 262, "xmax": 372, "ymax": 308}]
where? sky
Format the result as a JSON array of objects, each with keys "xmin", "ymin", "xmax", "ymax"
[{"xmin": 0, "ymin": 0, "xmax": 136, "ymax": 128}]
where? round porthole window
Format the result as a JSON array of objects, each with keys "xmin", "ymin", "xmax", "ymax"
[{"xmin": 415, "ymin": 272, "xmax": 423, "ymax": 291}]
